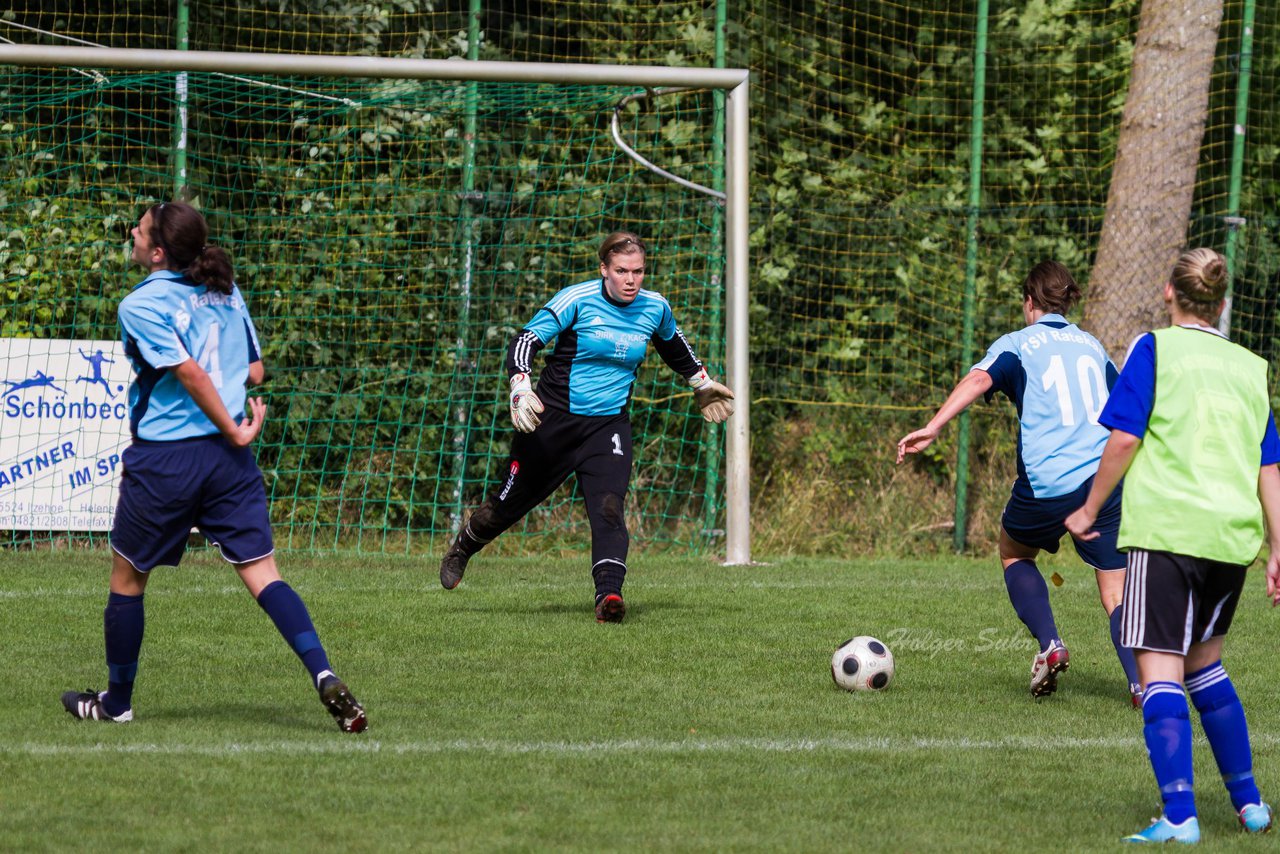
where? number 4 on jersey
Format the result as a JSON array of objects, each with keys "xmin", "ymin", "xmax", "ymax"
[{"xmin": 197, "ymin": 323, "xmax": 223, "ymax": 389}]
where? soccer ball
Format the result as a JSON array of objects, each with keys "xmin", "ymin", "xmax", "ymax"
[{"xmin": 831, "ymin": 635, "xmax": 895, "ymax": 692}]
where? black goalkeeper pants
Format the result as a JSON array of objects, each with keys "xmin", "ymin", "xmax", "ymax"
[{"xmin": 466, "ymin": 406, "xmax": 632, "ymax": 595}]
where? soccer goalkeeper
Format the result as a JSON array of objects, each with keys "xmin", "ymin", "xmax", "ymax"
[{"xmin": 438, "ymin": 231, "xmax": 734, "ymax": 622}]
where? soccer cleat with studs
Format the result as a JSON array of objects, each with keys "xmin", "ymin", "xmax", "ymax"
[
  {"xmin": 1029, "ymin": 639, "xmax": 1070, "ymax": 698},
  {"xmin": 318, "ymin": 674, "xmax": 367, "ymax": 733},
  {"xmin": 439, "ymin": 541, "xmax": 470, "ymax": 590},
  {"xmin": 1130, "ymin": 682, "xmax": 1144, "ymax": 710},
  {"xmin": 1239, "ymin": 803, "xmax": 1273, "ymax": 833},
  {"xmin": 595, "ymin": 593, "xmax": 625, "ymax": 623},
  {"xmin": 1122, "ymin": 815, "xmax": 1200, "ymax": 844},
  {"xmin": 61, "ymin": 689, "xmax": 132, "ymax": 723}
]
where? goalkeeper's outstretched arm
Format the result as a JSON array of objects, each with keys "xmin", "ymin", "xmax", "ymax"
[{"xmin": 651, "ymin": 328, "xmax": 734, "ymax": 424}]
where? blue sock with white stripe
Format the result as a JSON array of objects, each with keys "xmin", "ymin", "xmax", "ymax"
[
  {"xmin": 1109, "ymin": 605, "xmax": 1139, "ymax": 687},
  {"xmin": 1187, "ymin": 661, "xmax": 1260, "ymax": 811},
  {"xmin": 257, "ymin": 580, "xmax": 331, "ymax": 682},
  {"xmin": 103, "ymin": 591, "xmax": 144, "ymax": 716},
  {"xmin": 1142, "ymin": 682, "xmax": 1196, "ymax": 823},
  {"xmin": 1003, "ymin": 560, "xmax": 1058, "ymax": 651}
]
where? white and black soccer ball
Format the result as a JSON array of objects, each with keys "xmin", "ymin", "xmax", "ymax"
[{"xmin": 831, "ymin": 635, "xmax": 895, "ymax": 692}]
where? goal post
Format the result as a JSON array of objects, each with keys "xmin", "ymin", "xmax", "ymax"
[{"xmin": 0, "ymin": 44, "xmax": 752, "ymax": 564}]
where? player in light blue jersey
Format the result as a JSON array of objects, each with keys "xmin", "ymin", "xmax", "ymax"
[
  {"xmin": 61, "ymin": 201, "xmax": 365, "ymax": 733},
  {"xmin": 439, "ymin": 231, "xmax": 735, "ymax": 622},
  {"xmin": 897, "ymin": 261, "xmax": 1139, "ymax": 703}
]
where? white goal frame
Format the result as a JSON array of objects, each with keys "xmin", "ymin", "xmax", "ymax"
[{"xmin": 0, "ymin": 45, "xmax": 753, "ymax": 565}]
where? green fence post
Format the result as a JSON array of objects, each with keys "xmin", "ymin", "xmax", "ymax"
[
  {"xmin": 955, "ymin": 0, "xmax": 989, "ymax": 552},
  {"xmin": 449, "ymin": 0, "xmax": 484, "ymax": 536},
  {"xmin": 1220, "ymin": 0, "xmax": 1256, "ymax": 336},
  {"xmin": 172, "ymin": 0, "xmax": 189, "ymax": 196}
]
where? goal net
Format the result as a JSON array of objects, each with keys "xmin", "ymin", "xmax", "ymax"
[{"xmin": 0, "ymin": 51, "xmax": 744, "ymax": 555}]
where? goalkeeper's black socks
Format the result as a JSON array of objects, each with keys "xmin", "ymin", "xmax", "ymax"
[
  {"xmin": 452, "ymin": 526, "xmax": 485, "ymax": 558},
  {"xmin": 591, "ymin": 558, "xmax": 626, "ymax": 600}
]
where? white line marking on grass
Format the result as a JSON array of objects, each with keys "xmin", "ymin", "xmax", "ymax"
[
  {"xmin": 2, "ymin": 577, "xmax": 1000, "ymax": 600},
  {"xmin": 0, "ymin": 734, "xmax": 1192, "ymax": 757},
  {"xmin": 15, "ymin": 732, "xmax": 1280, "ymax": 758},
  {"xmin": 0, "ymin": 585, "xmax": 247, "ymax": 599}
]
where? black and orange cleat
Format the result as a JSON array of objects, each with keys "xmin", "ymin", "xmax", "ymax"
[
  {"xmin": 594, "ymin": 593, "xmax": 626, "ymax": 624},
  {"xmin": 439, "ymin": 541, "xmax": 470, "ymax": 590}
]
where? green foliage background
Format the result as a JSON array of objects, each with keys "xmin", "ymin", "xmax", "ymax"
[{"xmin": 0, "ymin": 0, "xmax": 1277, "ymax": 555}]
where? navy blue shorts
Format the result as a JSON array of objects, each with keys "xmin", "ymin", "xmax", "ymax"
[
  {"xmin": 111, "ymin": 435, "xmax": 274, "ymax": 572},
  {"xmin": 1001, "ymin": 476, "xmax": 1124, "ymax": 570}
]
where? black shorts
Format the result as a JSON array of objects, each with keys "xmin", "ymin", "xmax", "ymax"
[
  {"xmin": 1119, "ymin": 548, "xmax": 1247, "ymax": 654},
  {"xmin": 495, "ymin": 406, "xmax": 632, "ymax": 512},
  {"xmin": 111, "ymin": 435, "xmax": 275, "ymax": 571}
]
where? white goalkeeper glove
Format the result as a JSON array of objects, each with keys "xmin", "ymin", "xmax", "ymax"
[
  {"xmin": 688, "ymin": 368, "xmax": 735, "ymax": 424},
  {"xmin": 509, "ymin": 372, "xmax": 544, "ymax": 433}
]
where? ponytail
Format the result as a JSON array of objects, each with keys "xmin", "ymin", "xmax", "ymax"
[
  {"xmin": 186, "ymin": 244, "xmax": 235, "ymax": 295},
  {"xmin": 147, "ymin": 201, "xmax": 236, "ymax": 294}
]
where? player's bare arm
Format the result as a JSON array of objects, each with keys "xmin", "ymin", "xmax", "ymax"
[
  {"xmin": 1258, "ymin": 464, "xmax": 1280, "ymax": 606},
  {"xmin": 171, "ymin": 358, "xmax": 266, "ymax": 448},
  {"xmin": 896, "ymin": 369, "xmax": 992, "ymax": 463}
]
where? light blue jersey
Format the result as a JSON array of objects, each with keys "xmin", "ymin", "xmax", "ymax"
[
  {"xmin": 519, "ymin": 279, "xmax": 686, "ymax": 416},
  {"xmin": 974, "ymin": 315, "xmax": 1117, "ymax": 498},
  {"xmin": 119, "ymin": 269, "xmax": 261, "ymax": 441}
]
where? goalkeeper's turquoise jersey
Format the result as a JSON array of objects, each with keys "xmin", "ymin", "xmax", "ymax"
[{"xmin": 507, "ymin": 278, "xmax": 702, "ymax": 416}]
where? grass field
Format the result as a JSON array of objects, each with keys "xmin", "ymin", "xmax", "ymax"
[{"xmin": 4, "ymin": 548, "xmax": 1279, "ymax": 852}]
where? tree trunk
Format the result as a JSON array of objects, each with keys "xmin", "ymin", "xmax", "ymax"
[{"xmin": 1085, "ymin": 0, "xmax": 1223, "ymax": 364}]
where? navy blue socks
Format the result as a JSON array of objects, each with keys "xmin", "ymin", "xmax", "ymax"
[
  {"xmin": 103, "ymin": 591, "xmax": 144, "ymax": 716},
  {"xmin": 1109, "ymin": 604, "xmax": 1140, "ymax": 687},
  {"xmin": 257, "ymin": 580, "xmax": 331, "ymax": 682},
  {"xmin": 1003, "ymin": 559, "xmax": 1059, "ymax": 651},
  {"xmin": 102, "ymin": 581, "xmax": 336, "ymax": 715}
]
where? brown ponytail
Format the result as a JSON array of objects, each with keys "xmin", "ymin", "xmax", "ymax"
[
  {"xmin": 147, "ymin": 201, "xmax": 235, "ymax": 295},
  {"xmin": 1021, "ymin": 260, "xmax": 1081, "ymax": 315}
]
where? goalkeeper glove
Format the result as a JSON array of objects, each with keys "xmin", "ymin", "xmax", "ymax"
[
  {"xmin": 509, "ymin": 372, "xmax": 544, "ymax": 433},
  {"xmin": 688, "ymin": 368, "xmax": 735, "ymax": 424}
]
